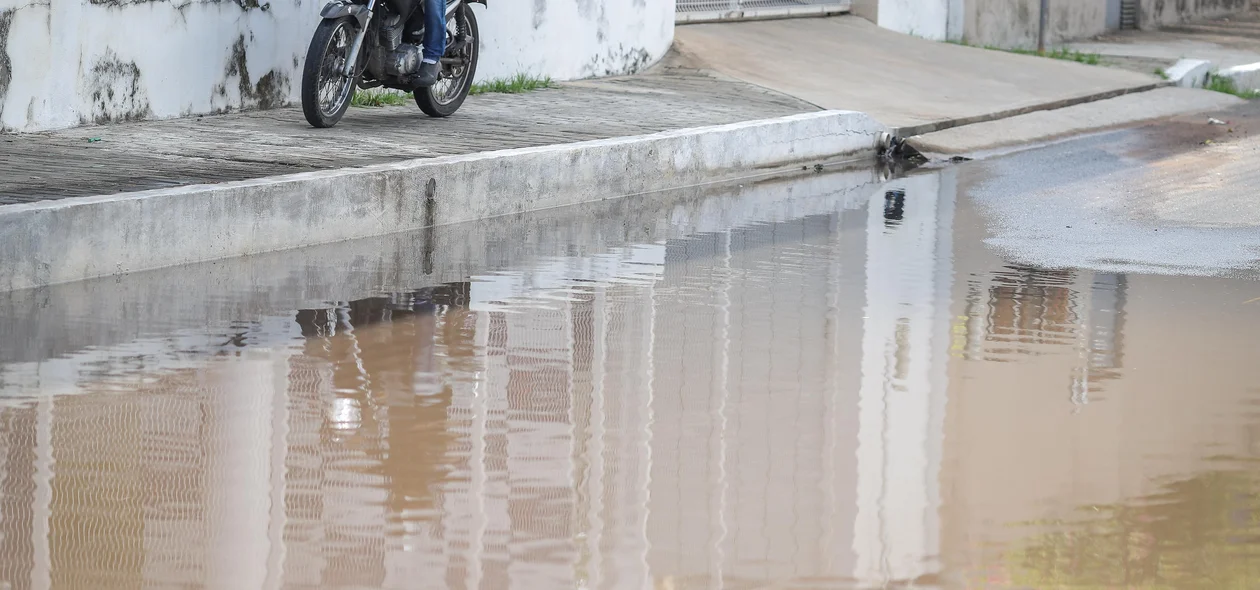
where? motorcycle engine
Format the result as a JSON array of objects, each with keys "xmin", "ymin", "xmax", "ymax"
[
  {"xmin": 385, "ymin": 45, "xmax": 422, "ymax": 77},
  {"xmin": 369, "ymin": 14, "xmax": 422, "ymax": 78},
  {"xmin": 378, "ymin": 14, "xmax": 403, "ymax": 49}
]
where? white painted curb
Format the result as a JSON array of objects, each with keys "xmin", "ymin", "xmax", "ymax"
[
  {"xmin": 1166, "ymin": 58, "xmax": 1213, "ymax": 88},
  {"xmin": 0, "ymin": 110, "xmax": 886, "ymax": 292},
  {"xmin": 1217, "ymin": 62, "xmax": 1260, "ymax": 93}
]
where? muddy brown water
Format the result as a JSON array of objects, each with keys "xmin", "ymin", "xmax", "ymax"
[{"xmin": 1, "ymin": 157, "xmax": 1259, "ymax": 589}]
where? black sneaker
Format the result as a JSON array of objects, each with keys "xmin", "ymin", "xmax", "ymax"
[{"xmin": 413, "ymin": 61, "xmax": 441, "ymax": 87}]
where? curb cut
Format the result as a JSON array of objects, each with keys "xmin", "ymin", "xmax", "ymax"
[
  {"xmin": 1166, "ymin": 58, "xmax": 1213, "ymax": 88},
  {"xmin": 0, "ymin": 111, "xmax": 886, "ymax": 292}
]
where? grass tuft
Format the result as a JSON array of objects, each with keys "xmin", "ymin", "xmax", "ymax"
[
  {"xmin": 1155, "ymin": 67, "xmax": 1169, "ymax": 80},
  {"xmin": 349, "ymin": 74, "xmax": 555, "ymax": 106},
  {"xmin": 352, "ymin": 90, "xmax": 412, "ymax": 107},
  {"xmin": 1205, "ymin": 74, "xmax": 1260, "ymax": 99},
  {"xmin": 947, "ymin": 40, "xmax": 1101, "ymax": 65},
  {"xmin": 1004, "ymin": 47, "xmax": 1101, "ymax": 65},
  {"xmin": 470, "ymin": 74, "xmax": 554, "ymax": 96}
]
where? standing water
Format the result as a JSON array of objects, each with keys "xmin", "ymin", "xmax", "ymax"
[{"xmin": 1, "ymin": 158, "xmax": 1259, "ymax": 589}]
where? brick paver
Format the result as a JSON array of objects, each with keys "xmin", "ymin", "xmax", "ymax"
[{"xmin": 0, "ymin": 70, "xmax": 815, "ymax": 204}]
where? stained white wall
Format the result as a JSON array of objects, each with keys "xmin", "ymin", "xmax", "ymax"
[
  {"xmin": 477, "ymin": 0, "xmax": 674, "ymax": 81},
  {"xmin": 0, "ymin": 0, "xmax": 674, "ymax": 132}
]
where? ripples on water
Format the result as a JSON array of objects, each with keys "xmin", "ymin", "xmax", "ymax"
[{"xmin": 0, "ymin": 166, "xmax": 1259, "ymax": 588}]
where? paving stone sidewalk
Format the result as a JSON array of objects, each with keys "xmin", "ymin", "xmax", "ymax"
[{"xmin": 0, "ymin": 70, "xmax": 816, "ymax": 205}]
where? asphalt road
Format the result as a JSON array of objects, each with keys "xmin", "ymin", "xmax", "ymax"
[{"xmin": 954, "ymin": 99, "xmax": 1260, "ymax": 277}]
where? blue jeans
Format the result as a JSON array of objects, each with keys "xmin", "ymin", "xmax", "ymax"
[{"xmin": 420, "ymin": 0, "xmax": 446, "ymax": 62}]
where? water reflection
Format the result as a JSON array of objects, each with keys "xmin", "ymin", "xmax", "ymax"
[
  {"xmin": 1004, "ymin": 468, "xmax": 1260, "ymax": 587},
  {"xmin": 954, "ymin": 264, "xmax": 1130, "ymax": 402},
  {"xmin": 0, "ymin": 165, "xmax": 1258, "ymax": 588}
]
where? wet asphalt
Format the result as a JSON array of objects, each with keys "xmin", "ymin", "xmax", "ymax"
[{"xmin": 952, "ymin": 99, "xmax": 1260, "ymax": 277}]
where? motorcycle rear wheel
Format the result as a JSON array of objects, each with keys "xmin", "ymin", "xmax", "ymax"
[
  {"xmin": 415, "ymin": 5, "xmax": 479, "ymax": 118},
  {"xmin": 302, "ymin": 16, "xmax": 361, "ymax": 128}
]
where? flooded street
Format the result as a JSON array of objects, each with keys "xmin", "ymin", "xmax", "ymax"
[{"xmin": 2, "ymin": 139, "xmax": 1260, "ymax": 588}]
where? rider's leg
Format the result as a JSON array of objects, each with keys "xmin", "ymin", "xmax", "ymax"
[
  {"xmin": 412, "ymin": 0, "xmax": 446, "ymax": 86},
  {"xmin": 421, "ymin": 0, "xmax": 447, "ymax": 63}
]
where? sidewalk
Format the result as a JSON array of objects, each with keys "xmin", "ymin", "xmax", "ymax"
[
  {"xmin": 0, "ymin": 71, "xmax": 814, "ymax": 204},
  {"xmin": 5, "ymin": 15, "xmax": 1239, "ymax": 205},
  {"xmin": 674, "ymin": 15, "xmax": 1242, "ymax": 152},
  {"xmin": 673, "ymin": 16, "xmax": 1166, "ymax": 130}
]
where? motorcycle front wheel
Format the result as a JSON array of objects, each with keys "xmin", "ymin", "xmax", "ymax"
[
  {"xmin": 415, "ymin": 4, "xmax": 479, "ymax": 118},
  {"xmin": 302, "ymin": 16, "xmax": 361, "ymax": 128}
]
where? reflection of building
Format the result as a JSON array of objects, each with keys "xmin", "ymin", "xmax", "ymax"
[
  {"xmin": 0, "ymin": 356, "xmax": 296, "ymax": 589},
  {"xmin": 0, "ymin": 170, "xmax": 964, "ymax": 589},
  {"xmin": 643, "ymin": 171, "xmax": 955, "ymax": 587},
  {"xmin": 954, "ymin": 263, "xmax": 1129, "ymax": 402},
  {"xmin": 1072, "ymin": 272, "xmax": 1127, "ymax": 404},
  {"xmin": 987, "ymin": 266, "xmax": 1080, "ymax": 349},
  {"xmin": 646, "ymin": 219, "xmax": 869, "ymax": 586},
  {"xmin": 938, "ymin": 185, "xmax": 1260, "ymax": 581},
  {"xmin": 450, "ymin": 256, "xmax": 660, "ymax": 590},
  {"xmin": 853, "ymin": 173, "xmax": 954, "ymax": 584}
]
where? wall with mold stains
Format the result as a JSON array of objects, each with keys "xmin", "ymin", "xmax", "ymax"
[
  {"xmin": 1140, "ymin": 0, "xmax": 1250, "ymax": 28},
  {"xmin": 963, "ymin": 0, "xmax": 1107, "ymax": 48},
  {"xmin": 0, "ymin": 0, "xmax": 318, "ymax": 132},
  {"xmin": 857, "ymin": 0, "xmax": 1251, "ymax": 49},
  {"xmin": 476, "ymin": 0, "xmax": 673, "ymax": 81},
  {"xmin": 0, "ymin": 0, "xmax": 673, "ymax": 132},
  {"xmin": 961, "ymin": 0, "xmax": 1250, "ymax": 48}
]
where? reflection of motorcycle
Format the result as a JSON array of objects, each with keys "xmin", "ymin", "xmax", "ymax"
[{"xmin": 300, "ymin": 0, "xmax": 484, "ymax": 128}]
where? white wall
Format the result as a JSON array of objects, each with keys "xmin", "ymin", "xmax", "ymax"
[
  {"xmin": 0, "ymin": 0, "xmax": 674, "ymax": 132},
  {"xmin": 477, "ymin": 0, "xmax": 674, "ymax": 81},
  {"xmin": 875, "ymin": 0, "xmax": 950, "ymax": 40}
]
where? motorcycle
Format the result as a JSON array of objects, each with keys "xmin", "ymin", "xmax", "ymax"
[{"xmin": 300, "ymin": 0, "xmax": 484, "ymax": 128}]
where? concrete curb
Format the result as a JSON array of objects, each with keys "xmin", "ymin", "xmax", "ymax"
[
  {"xmin": 676, "ymin": 4, "xmax": 850, "ymax": 24},
  {"xmin": 1167, "ymin": 58, "xmax": 1213, "ymax": 88},
  {"xmin": 0, "ymin": 167, "xmax": 887, "ymax": 364},
  {"xmin": 892, "ymin": 81, "xmax": 1171, "ymax": 138},
  {"xmin": 1217, "ymin": 62, "xmax": 1260, "ymax": 92},
  {"xmin": 0, "ymin": 110, "xmax": 886, "ymax": 292}
]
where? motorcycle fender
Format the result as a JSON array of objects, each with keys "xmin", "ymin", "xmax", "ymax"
[{"xmin": 320, "ymin": 1, "xmax": 369, "ymax": 26}]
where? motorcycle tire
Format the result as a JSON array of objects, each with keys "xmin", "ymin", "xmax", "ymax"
[
  {"xmin": 415, "ymin": 4, "xmax": 479, "ymax": 118},
  {"xmin": 302, "ymin": 16, "xmax": 361, "ymax": 128}
]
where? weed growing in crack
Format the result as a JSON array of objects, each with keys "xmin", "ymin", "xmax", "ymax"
[
  {"xmin": 352, "ymin": 90, "xmax": 412, "ymax": 107},
  {"xmin": 1206, "ymin": 74, "xmax": 1260, "ymax": 99},
  {"xmin": 470, "ymin": 74, "xmax": 554, "ymax": 95},
  {"xmin": 945, "ymin": 40, "xmax": 1102, "ymax": 65}
]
